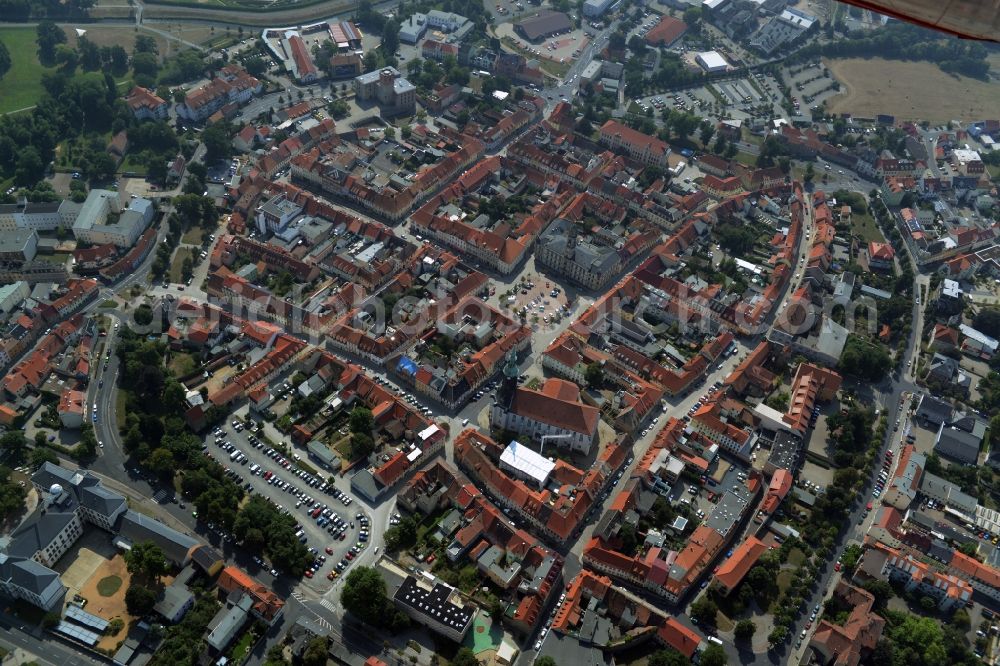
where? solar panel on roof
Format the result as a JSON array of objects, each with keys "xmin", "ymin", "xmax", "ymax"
[
  {"xmin": 65, "ymin": 604, "xmax": 110, "ymax": 631},
  {"xmin": 55, "ymin": 621, "xmax": 101, "ymax": 646}
]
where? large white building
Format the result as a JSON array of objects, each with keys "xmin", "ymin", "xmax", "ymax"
[
  {"xmin": 73, "ymin": 190, "xmax": 155, "ymax": 248},
  {"xmin": 499, "ymin": 441, "xmax": 556, "ymax": 489},
  {"xmin": 0, "ymin": 200, "xmax": 80, "ymax": 232},
  {"xmin": 695, "ymin": 50, "xmax": 729, "ymax": 73},
  {"xmin": 255, "ymin": 193, "xmax": 303, "ymax": 236}
]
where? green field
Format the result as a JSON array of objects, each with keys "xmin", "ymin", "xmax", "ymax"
[{"xmin": 0, "ymin": 28, "xmax": 53, "ymax": 115}]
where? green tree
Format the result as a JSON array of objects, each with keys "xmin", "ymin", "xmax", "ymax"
[
  {"xmin": 36, "ymin": 21, "xmax": 67, "ymax": 65},
  {"xmin": 768, "ymin": 625, "xmax": 788, "ymax": 646},
  {"xmin": 838, "ymin": 335, "xmax": 892, "ymax": 381},
  {"xmin": 384, "ymin": 516, "xmax": 418, "ymax": 552},
  {"xmin": 0, "ymin": 466, "xmax": 27, "ymax": 521},
  {"xmin": 451, "ymin": 648, "xmax": 479, "ymax": 666},
  {"xmin": 350, "ymin": 432, "xmax": 375, "ymax": 460},
  {"xmin": 690, "ymin": 596, "xmax": 718, "ymax": 627},
  {"xmin": 125, "ymin": 540, "xmax": 169, "ymax": 580},
  {"xmin": 134, "ymin": 34, "xmax": 158, "ymax": 54},
  {"xmin": 380, "ymin": 18, "xmax": 400, "ymax": 55},
  {"xmin": 125, "ymin": 585, "xmax": 157, "ymax": 615},
  {"xmin": 700, "ymin": 645, "xmax": 727, "ymax": 666},
  {"xmin": 0, "ymin": 40, "xmax": 10, "ymax": 81},
  {"xmin": 30, "ymin": 447, "xmax": 59, "ymax": 468},
  {"xmin": 735, "ymin": 618, "xmax": 756, "ymax": 643},
  {"xmin": 342, "ymin": 566, "xmax": 390, "ymax": 625},
  {"xmin": 202, "ymin": 123, "xmax": 233, "ymax": 162},
  {"xmin": 584, "ymin": 362, "xmax": 604, "ymax": 388},
  {"xmin": 647, "ymin": 650, "xmax": 689, "ymax": 666},
  {"xmin": 349, "ymin": 407, "xmax": 374, "ymax": 434},
  {"xmin": 301, "ymin": 635, "xmax": 329, "ymax": 666},
  {"xmin": 973, "ymin": 308, "xmax": 1000, "ymax": 339},
  {"xmin": 0, "ymin": 431, "xmax": 28, "ymax": 464}
]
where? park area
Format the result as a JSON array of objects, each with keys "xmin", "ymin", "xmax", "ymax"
[
  {"xmin": 824, "ymin": 57, "xmax": 1000, "ymax": 122},
  {"xmin": 0, "ymin": 28, "xmax": 53, "ymax": 115}
]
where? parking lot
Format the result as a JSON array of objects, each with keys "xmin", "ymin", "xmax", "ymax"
[
  {"xmin": 784, "ymin": 62, "xmax": 840, "ymax": 116},
  {"xmin": 498, "ymin": 273, "xmax": 571, "ymax": 328},
  {"xmin": 632, "ymin": 71, "xmax": 784, "ymax": 125},
  {"xmin": 202, "ymin": 418, "xmax": 373, "ymax": 592},
  {"xmin": 494, "ymin": 21, "xmax": 591, "ymax": 69}
]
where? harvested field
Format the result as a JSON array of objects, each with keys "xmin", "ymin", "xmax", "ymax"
[{"xmin": 824, "ymin": 57, "xmax": 1000, "ymax": 122}]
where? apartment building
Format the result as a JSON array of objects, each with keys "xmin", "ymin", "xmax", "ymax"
[
  {"xmin": 353, "ymin": 68, "xmax": 416, "ymax": 116},
  {"xmin": 599, "ymin": 120, "xmax": 671, "ymax": 167}
]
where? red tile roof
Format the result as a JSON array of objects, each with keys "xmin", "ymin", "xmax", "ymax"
[
  {"xmin": 507, "ymin": 378, "xmax": 600, "ymax": 437},
  {"xmin": 644, "ymin": 16, "xmax": 688, "ymax": 45}
]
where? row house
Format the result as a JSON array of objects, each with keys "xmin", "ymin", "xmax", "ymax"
[
  {"xmin": 125, "ymin": 86, "xmax": 169, "ymax": 120},
  {"xmin": 599, "ymin": 120, "xmax": 671, "ymax": 168},
  {"xmin": 176, "ymin": 67, "xmax": 262, "ymax": 122}
]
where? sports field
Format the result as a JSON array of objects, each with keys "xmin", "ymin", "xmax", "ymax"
[{"xmin": 824, "ymin": 57, "xmax": 1000, "ymax": 122}]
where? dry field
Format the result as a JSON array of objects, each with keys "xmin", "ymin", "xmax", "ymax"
[{"xmin": 824, "ymin": 57, "xmax": 1000, "ymax": 122}]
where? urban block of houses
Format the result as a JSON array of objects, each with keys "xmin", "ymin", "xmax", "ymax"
[
  {"xmin": 393, "ymin": 295, "xmax": 531, "ymax": 410},
  {"xmin": 583, "ymin": 468, "xmax": 761, "ymax": 604},
  {"xmin": 395, "ymin": 461, "xmax": 563, "ymax": 638},
  {"xmin": 551, "ymin": 570, "xmax": 705, "ymax": 659},
  {"xmin": 454, "ymin": 428, "xmax": 626, "ymax": 546}
]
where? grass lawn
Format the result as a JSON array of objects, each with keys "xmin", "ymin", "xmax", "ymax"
[
  {"xmin": 227, "ymin": 628, "xmax": 257, "ymax": 663},
  {"xmin": 775, "ymin": 570, "xmax": 793, "ymax": 597},
  {"xmin": 851, "ymin": 213, "xmax": 885, "ymax": 243},
  {"xmin": 0, "ymin": 28, "xmax": 54, "ymax": 115},
  {"xmin": 182, "ymin": 227, "xmax": 205, "ymax": 245},
  {"xmin": 294, "ymin": 458, "xmax": 318, "ymax": 475},
  {"xmin": 116, "ymin": 389, "xmax": 129, "ymax": 430},
  {"xmin": 787, "ymin": 548, "xmax": 807, "ymax": 567},
  {"xmin": 167, "ymin": 352, "xmax": 197, "ymax": 378},
  {"xmin": 96, "ymin": 575, "xmax": 122, "ymax": 597},
  {"xmin": 333, "ymin": 435, "xmax": 353, "ymax": 460},
  {"xmin": 119, "ymin": 154, "xmax": 149, "ymax": 177},
  {"xmin": 169, "ymin": 247, "xmax": 194, "ymax": 283},
  {"xmin": 733, "ymin": 150, "xmax": 758, "ymax": 167}
]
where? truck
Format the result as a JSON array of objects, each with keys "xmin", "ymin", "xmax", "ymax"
[{"xmin": 229, "ymin": 449, "xmax": 242, "ymax": 462}]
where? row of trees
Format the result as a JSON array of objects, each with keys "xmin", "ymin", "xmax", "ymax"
[
  {"xmin": 116, "ymin": 331, "xmax": 311, "ymax": 574},
  {"xmin": 795, "ymin": 23, "xmax": 990, "ymax": 79}
]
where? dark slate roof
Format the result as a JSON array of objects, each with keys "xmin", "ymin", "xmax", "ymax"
[
  {"xmin": 78, "ymin": 484, "xmax": 127, "ymax": 516},
  {"xmin": 116, "ymin": 510, "xmax": 197, "ymax": 565},
  {"xmin": 1, "ymin": 556, "xmax": 61, "ymax": 595},
  {"xmin": 6, "ymin": 508, "xmax": 77, "ymax": 559}
]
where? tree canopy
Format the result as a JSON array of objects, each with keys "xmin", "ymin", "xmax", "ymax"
[{"xmin": 124, "ymin": 540, "xmax": 169, "ymax": 580}]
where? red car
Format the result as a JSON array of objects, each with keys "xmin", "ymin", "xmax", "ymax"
[
  {"xmin": 426, "ymin": 553, "xmax": 436, "ymax": 564},
  {"xmin": 304, "ymin": 570, "xmax": 314, "ymax": 578},
  {"xmin": 834, "ymin": 562, "xmax": 841, "ymax": 572},
  {"xmin": 325, "ymin": 547, "xmax": 334, "ymax": 555}
]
